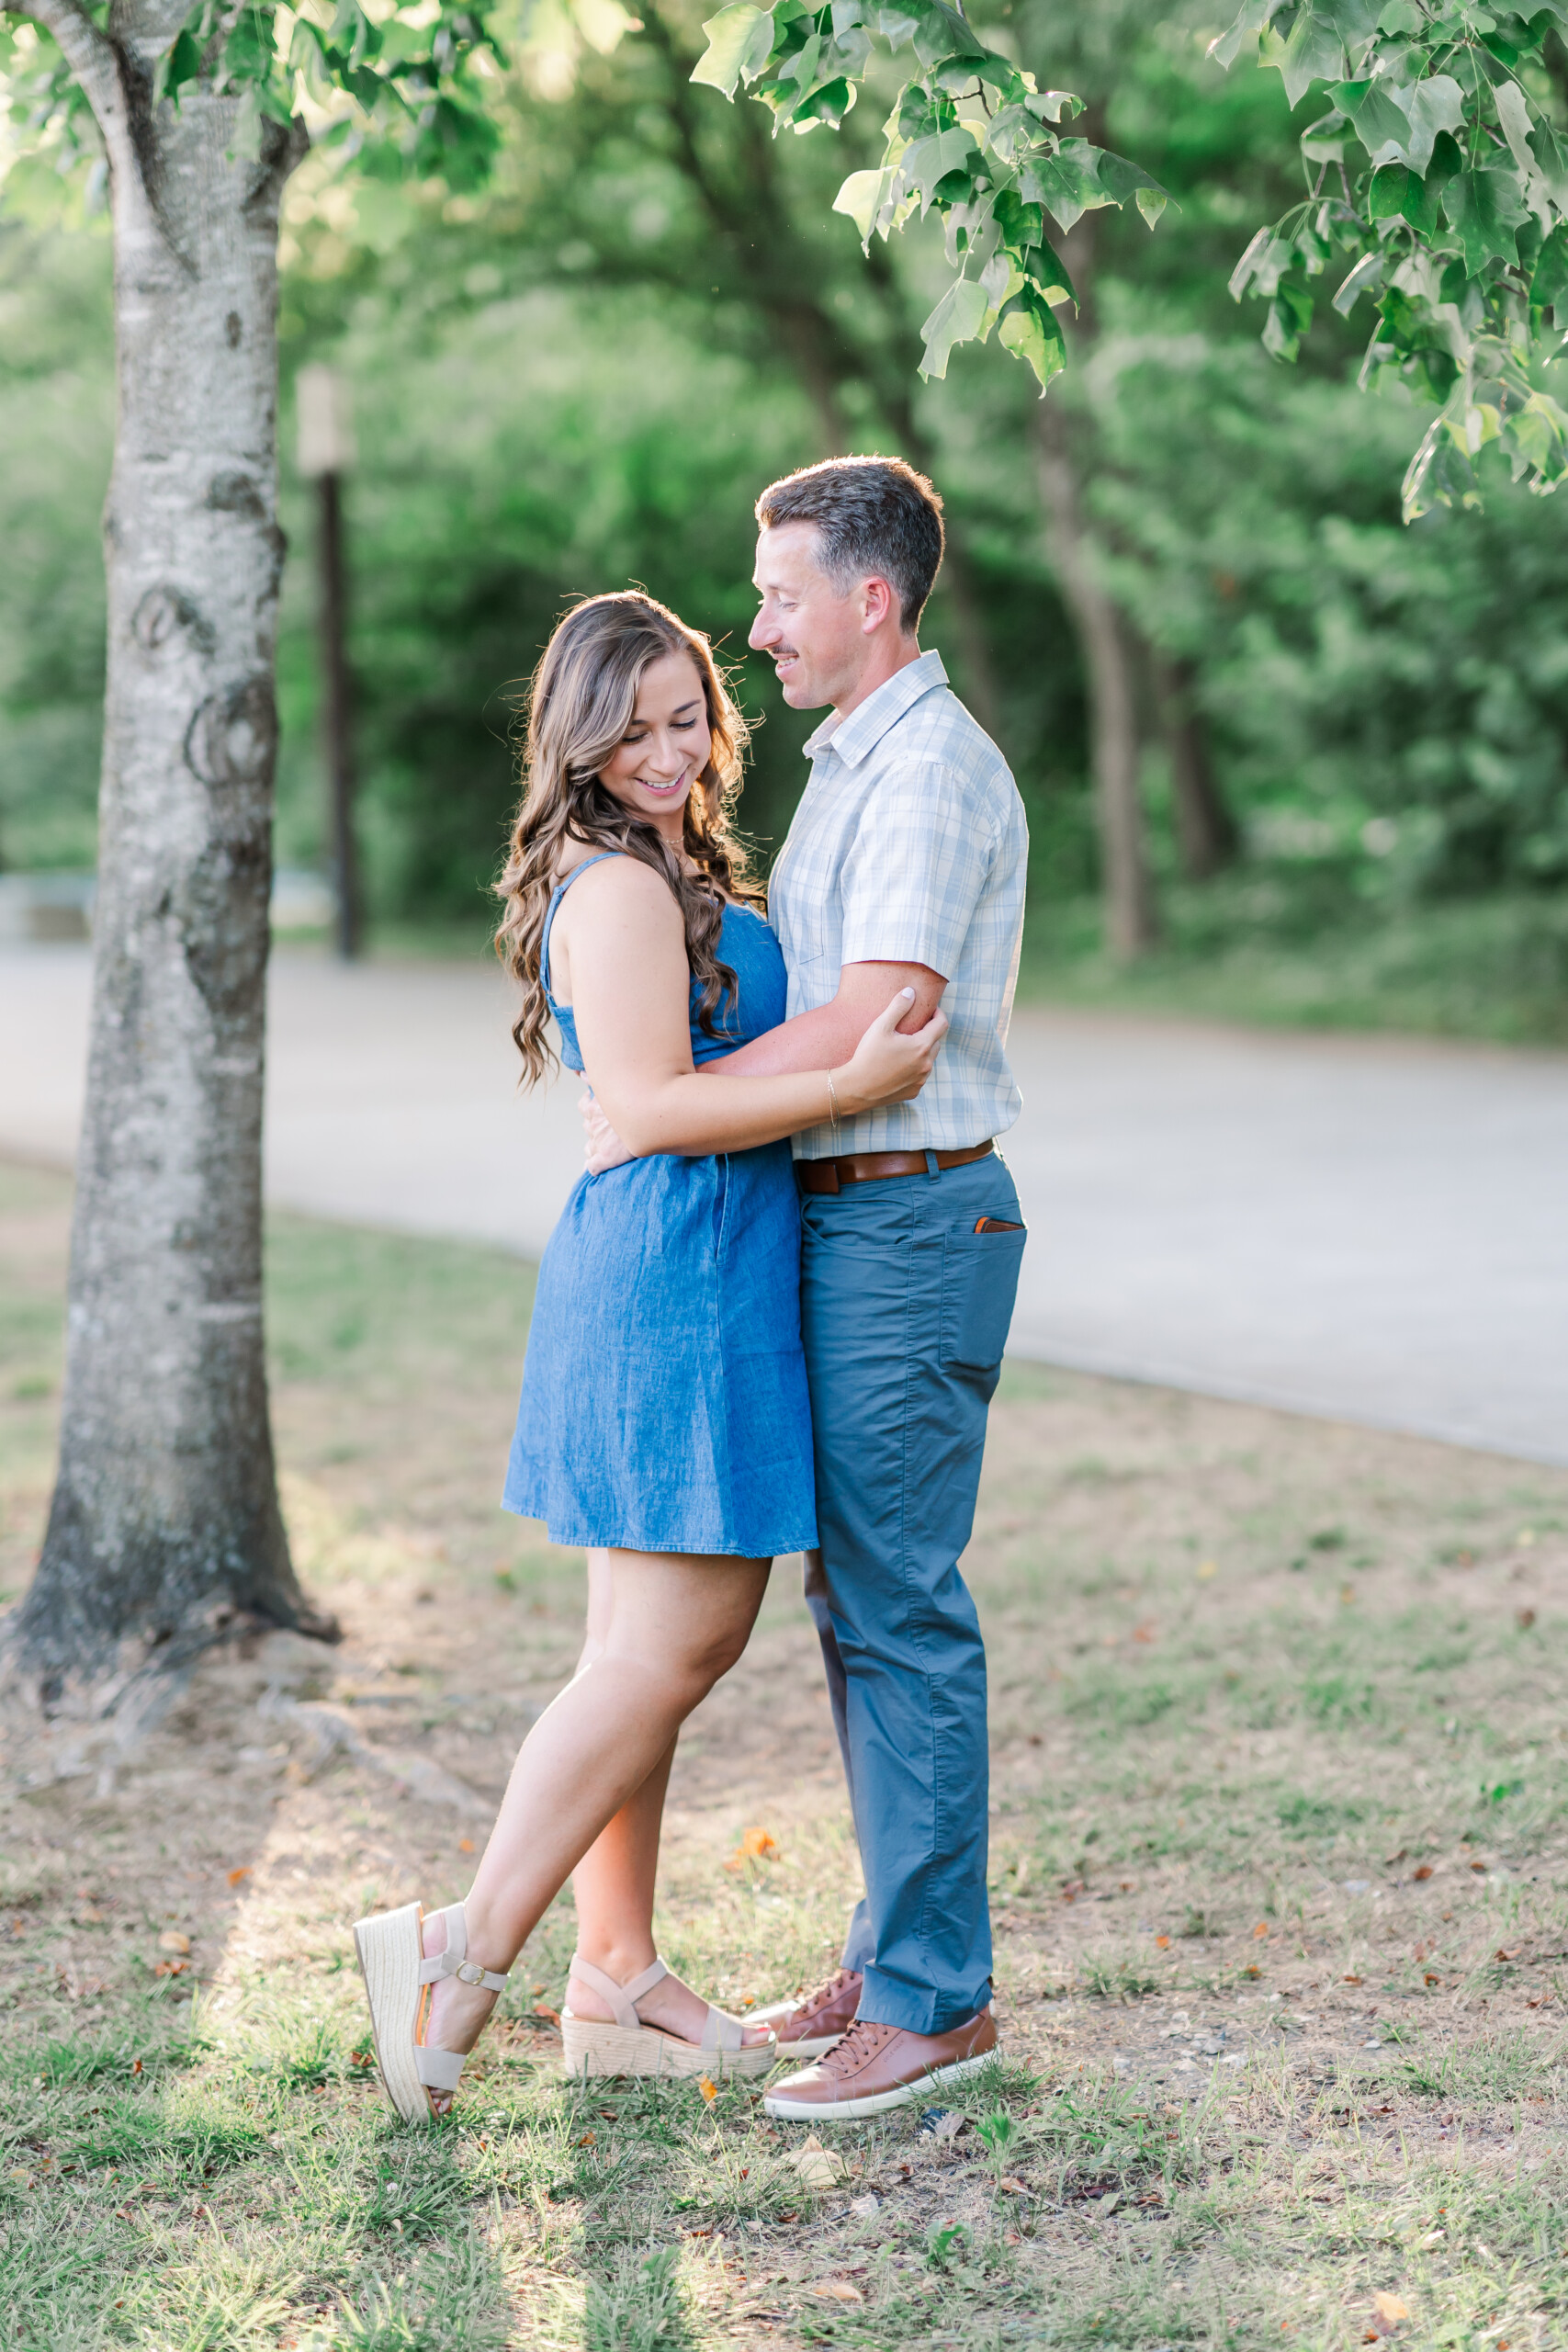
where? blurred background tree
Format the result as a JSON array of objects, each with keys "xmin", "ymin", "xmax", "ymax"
[{"xmin": 3, "ymin": 0, "xmax": 1566, "ymax": 1036}]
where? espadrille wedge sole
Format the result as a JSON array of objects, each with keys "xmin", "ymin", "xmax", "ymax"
[
  {"xmin": 560, "ymin": 1952, "xmax": 777, "ymax": 2080},
  {"xmin": 353, "ymin": 1901, "xmax": 427, "ymax": 2121},
  {"xmin": 354, "ymin": 1898, "xmax": 512, "ymax": 2121}
]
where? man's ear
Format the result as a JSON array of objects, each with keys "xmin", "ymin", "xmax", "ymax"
[{"xmin": 860, "ymin": 575, "xmax": 897, "ymax": 634}]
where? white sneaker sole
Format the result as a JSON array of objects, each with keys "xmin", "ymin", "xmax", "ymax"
[
  {"xmin": 771, "ymin": 2031, "xmax": 846, "ymax": 2063},
  {"xmin": 353, "ymin": 1900, "xmax": 429, "ymax": 2123},
  {"xmin": 762, "ymin": 2048, "xmax": 994, "ymax": 2122}
]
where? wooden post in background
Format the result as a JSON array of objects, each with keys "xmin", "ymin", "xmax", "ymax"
[{"xmin": 296, "ymin": 366, "xmax": 360, "ymax": 961}]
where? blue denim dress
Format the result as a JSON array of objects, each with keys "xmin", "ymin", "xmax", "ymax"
[{"xmin": 503, "ymin": 854, "xmax": 818, "ymax": 1559}]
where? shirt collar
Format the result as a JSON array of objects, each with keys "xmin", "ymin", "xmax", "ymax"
[{"xmin": 800, "ymin": 648, "xmax": 948, "ymax": 769}]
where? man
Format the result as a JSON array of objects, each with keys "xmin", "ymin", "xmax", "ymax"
[{"xmin": 696, "ymin": 457, "xmax": 1030, "ymax": 2118}]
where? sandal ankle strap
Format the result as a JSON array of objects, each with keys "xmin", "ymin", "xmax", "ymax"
[
  {"xmin": 419, "ymin": 1902, "xmax": 510, "ymax": 1995},
  {"xmin": 569, "ymin": 1950, "xmax": 669, "ymax": 2030}
]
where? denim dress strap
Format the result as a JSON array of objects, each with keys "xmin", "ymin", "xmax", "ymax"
[{"xmin": 541, "ymin": 851, "xmax": 625, "ymax": 1011}]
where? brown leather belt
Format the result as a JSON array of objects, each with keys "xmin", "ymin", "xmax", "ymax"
[{"xmin": 795, "ymin": 1139, "xmax": 994, "ymax": 1195}]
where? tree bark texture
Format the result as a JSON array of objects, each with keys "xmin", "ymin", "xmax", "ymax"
[
  {"xmin": 1033, "ymin": 401, "xmax": 1158, "ymax": 961},
  {"xmin": 1155, "ymin": 652, "xmax": 1238, "ymax": 881},
  {"xmin": 1032, "ymin": 188, "xmax": 1157, "ymax": 961},
  {"xmin": 12, "ymin": 3, "xmax": 326, "ymax": 1684}
]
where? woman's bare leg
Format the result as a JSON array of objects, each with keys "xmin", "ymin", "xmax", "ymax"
[{"xmin": 419, "ymin": 1546, "xmax": 769, "ymax": 2100}]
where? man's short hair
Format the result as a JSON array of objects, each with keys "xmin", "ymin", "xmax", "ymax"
[{"xmin": 754, "ymin": 456, "xmax": 945, "ymax": 633}]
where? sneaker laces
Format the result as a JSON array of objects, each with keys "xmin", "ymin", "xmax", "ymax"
[
  {"xmin": 818, "ymin": 2017, "xmax": 898, "ymax": 2079},
  {"xmin": 795, "ymin": 1966, "xmax": 860, "ymax": 2021}
]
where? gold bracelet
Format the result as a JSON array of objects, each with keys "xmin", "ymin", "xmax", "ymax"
[{"xmin": 827, "ymin": 1069, "xmax": 841, "ymax": 1138}]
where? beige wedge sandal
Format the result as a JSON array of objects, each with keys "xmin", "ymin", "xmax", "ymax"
[
  {"xmin": 353, "ymin": 1898, "xmax": 510, "ymax": 2121},
  {"xmin": 560, "ymin": 1952, "xmax": 777, "ymax": 2080}
]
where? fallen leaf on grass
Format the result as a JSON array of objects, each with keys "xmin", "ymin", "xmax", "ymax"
[
  {"xmin": 787, "ymin": 2134, "xmax": 847, "ymax": 2188},
  {"xmin": 157, "ymin": 1931, "xmax": 190, "ymax": 1956},
  {"xmin": 698, "ymin": 2076, "xmax": 719, "ymax": 2105},
  {"xmin": 998, "ymin": 2175, "xmax": 1029, "ymax": 2194},
  {"xmin": 1370, "ymin": 2292, "xmax": 1408, "ymax": 2335},
  {"xmin": 1343, "ymin": 1974, "xmax": 1363, "ymax": 1985},
  {"xmin": 723, "ymin": 1826, "xmax": 779, "ymax": 1871},
  {"xmin": 575, "ymin": 2131, "xmax": 595, "ymax": 2147},
  {"xmin": 1253, "ymin": 1921, "xmax": 1269, "ymax": 1939},
  {"xmin": 812, "ymin": 2281, "xmax": 863, "ymax": 2303},
  {"xmin": 1132, "ymin": 1623, "xmax": 1156, "ymax": 1644},
  {"xmin": 1424, "ymin": 1973, "xmax": 1441, "ymax": 1986},
  {"xmin": 1495, "ymin": 1948, "xmax": 1520, "ymax": 1962},
  {"xmin": 533, "ymin": 2004, "xmax": 561, "ymax": 2027},
  {"xmin": 1412, "ymin": 1866, "xmax": 1434, "ymax": 1881},
  {"xmin": 1156, "ymin": 1935, "xmax": 1171, "ymax": 1949},
  {"xmin": 458, "ymin": 1838, "xmax": 475, "ymax": 1853},
  {"xmin": 226, "ymin": 1867, "xmax": 250, "ymax": 1888},
  {"xmin": 152, "ymin": 1960, "xmax": 188, "ymax": 1978}
]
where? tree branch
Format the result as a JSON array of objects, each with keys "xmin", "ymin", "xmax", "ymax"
[{"xmin": 12, "ymin": 0, "xmax": 132, "ymax": 166}]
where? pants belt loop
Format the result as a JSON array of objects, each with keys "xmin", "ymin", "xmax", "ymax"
[{"xmin": 923, "ymin": 1149, "xmax": 941, "ymax": 1181}]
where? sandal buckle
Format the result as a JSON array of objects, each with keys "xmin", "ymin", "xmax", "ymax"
[{"xmin": 456, "ymin": 1961, "xmax": 488, "ymax": 1986}]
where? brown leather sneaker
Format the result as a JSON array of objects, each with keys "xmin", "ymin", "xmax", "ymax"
[
  {"xmin": 763, "ymin": 2008, "xmax": 998, "ymax": 2120},
  {"xmin": 750, "ymin": 1966, "xmax": 863, "ymax": 2061}
]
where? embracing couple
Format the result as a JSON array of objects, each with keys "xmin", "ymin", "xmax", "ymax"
[{"xmin": 355, "ymin": 457, "xmax": 1029, "ymax": 2128}]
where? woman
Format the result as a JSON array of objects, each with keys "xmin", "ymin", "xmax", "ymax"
[{"xmin": 355, "ymin": 591, "xmax": 942, "ymax": 2119}]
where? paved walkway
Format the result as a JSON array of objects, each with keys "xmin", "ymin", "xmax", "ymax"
[{"xmin": 5, "ymin": 944, "xmax": 1565, "ymax": 1466}]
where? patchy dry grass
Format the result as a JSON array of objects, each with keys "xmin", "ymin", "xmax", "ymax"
[{"xmin": 3, "ymin": 1159, "xmax": 1568, "ymax": 2349}]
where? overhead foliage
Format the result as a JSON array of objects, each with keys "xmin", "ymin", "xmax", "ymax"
[
  {"xmin": 1213, "ymin": 0, "xmax": 1568, "ymax": 517},
  {"xmin": 0, "ymin": 0, "xmax": 635, "ymax": 197},
  {"xmin": 691, "ymin": 0, "xmax": 1568, "ymax": 518},
  {"xmin": 690, "ymin": 0, "xmax": 1170, "ymax": 391}
]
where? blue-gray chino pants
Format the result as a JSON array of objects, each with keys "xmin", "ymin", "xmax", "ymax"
[{"xmin": 798, "ymin": 1150, "xmax": 1026, "ymax": 2037}]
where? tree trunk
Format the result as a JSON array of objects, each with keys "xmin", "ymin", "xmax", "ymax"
[
  {"xmin": 1033, "ymin": 402, "xmax": 1157, "ymax": 960},
  {"xmin": 9, "ymin": 36, "xmax": 330, "ymax": 1689},
  {"xmin": 1155, "ymin": 652, "xmax": 1238, "ymax": 880}
]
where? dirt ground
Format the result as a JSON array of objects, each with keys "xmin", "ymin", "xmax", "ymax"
[{"xmin": 4, "ymin": 1159, "xmax": 1568, "ymax": 2350}]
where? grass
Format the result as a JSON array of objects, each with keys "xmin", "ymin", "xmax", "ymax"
[
  {"xmin": 1015, "ymin": 882, "xmax": 1568, "ymax": 1046},
  {"xmin": 4, "ymin": 1160, "xmax": 1568, "ymax": 2347}
]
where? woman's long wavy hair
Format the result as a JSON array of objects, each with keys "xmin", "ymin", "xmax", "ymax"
[{"xmin": 496, "ymin": 592, "xmax": 763, "ymax": 1084}]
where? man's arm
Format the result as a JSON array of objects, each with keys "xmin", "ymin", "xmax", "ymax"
[{"xmin": 705, "ymin": 960, "xmax": 946, "ymax": 1076}]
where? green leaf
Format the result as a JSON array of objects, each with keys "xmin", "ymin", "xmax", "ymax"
[
  {"xmin": 910, "ymin": 0, "xmax": 987, "ymax": 68},
  {"xmin": 1401, "ymin": 76, "xmax": 1464, "ymax": 170},
  {"xmin": 918, "ymin": 275, "xmax": 989, "ymax": 379},
  {"xmin": 692, "ymin": 4, "xmax": 776, "ymax": 96},
  {"xmin": 1334, "ymin": 251, "xmax": 1384, "ymax": 312},
  {"xmin": 1021, "ymin": 141, "xmax": 1112, "ymax": 234},
  {"xmin": 1025, "ymin": 90, "xmax": 1084, "ymax": 123},
  {"xmin": 1094, "ymin": 149, "xmax": 1172, "ymax": 227},
  {"xmin": 153, "ymin": 27, "xmax": 203, "ymax": 108},
  {"xmin": 795, "ymin": 75, "xmax": 855, "ymax": 127},
  {"xmin": 833, "ymin": 166, "xmax": 891, "ymax": 242},
  {"xmin": 991, "ymin": 187, "xmax": 1045, "ymax": 249},
  {"xmin": 1280, "ymin": 6, "xmax": 1346, "ymax": 107},
  {"xmin": 1493, "ymin": 77, "xmax": 1535, "ymax": 177},
  {"xmin": 1533, "ymin": 222, "xmax": 1568, "ymax": 312},
  {"xmin": 1208, "ymin": 0, "xmax": 1285, "ymax": 72},
  {"xmin": 1369, "ymin": 157, "xmax": 1445, "ymax": 232},
  {"xmin": 1529, "ymin": 119, "xmax": 1568, "ymax": 209},
  {"xmin": 1314, "ymin": 0, "xmax": 1381, "ymax": 43},
  {"xmin": 1376, "ymin": 0, "xmax": 1421, "ymax": 30},
  {"xmin": 1443, "ymin": 164, "xmax": 1529, "ymax": 273},
  {"xmin": 1263, "ymin": 277, "xmax": 1314, "ymax": 359},
  {"xmin": 898, "ymin": 125, "xmax": 978, "ymax": 212},
  {"xmin": 1331, "ymin": 76, "xmax": 1415, "ymax": 160},
  {"xmin": 998, "ymin": 285, "xmax": 1066, "ymax": 388}
]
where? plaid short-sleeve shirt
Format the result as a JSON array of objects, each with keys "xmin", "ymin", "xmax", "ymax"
[{"xmin": 768, "ymin": 649, "xmax": 1029, "ymax": 1159}]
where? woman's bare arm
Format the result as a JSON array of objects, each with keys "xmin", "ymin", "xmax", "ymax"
[{"xmin": 552, "ymin": 857, "xmax": 942, "ymax": 1158}]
